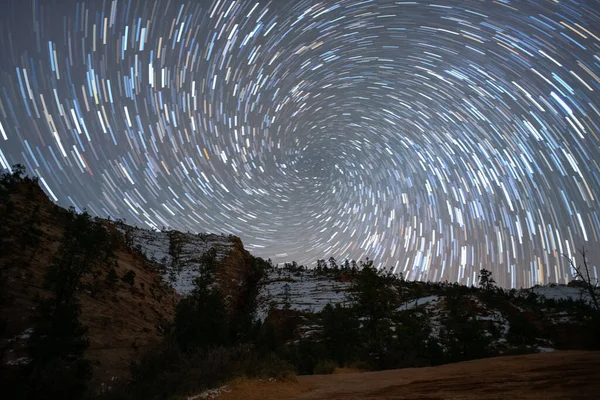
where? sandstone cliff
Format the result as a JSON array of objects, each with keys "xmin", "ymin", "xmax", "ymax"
[{"xmin": 0, "ymin": 180, "xmax": 256, "ymax": 390}]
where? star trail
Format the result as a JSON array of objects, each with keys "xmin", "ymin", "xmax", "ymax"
[{"xmin": 0, "ymin": 0, "xmax": 599, "ymax": 288}]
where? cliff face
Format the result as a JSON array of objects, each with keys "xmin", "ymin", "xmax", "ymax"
[
  {"xmin": 118, "ymin": 225, "xmax": 256, "ymax": 314},
  {"xmin": 0, "ymin": 180, "xmax": 257, "ymax": 391}
]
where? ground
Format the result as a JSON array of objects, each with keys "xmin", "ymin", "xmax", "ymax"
[{"xmin": 211, "ymin": 351, "xmax": 600, "ymax": 400}]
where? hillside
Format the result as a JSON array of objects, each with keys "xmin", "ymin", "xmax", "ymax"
[
  {"xmin": 0, "ymin": 175, "xmax": 258, "ymax": 392},
  {"xmin": 258, "ymin": 264, "xmax": 600, "ymax": 362}
]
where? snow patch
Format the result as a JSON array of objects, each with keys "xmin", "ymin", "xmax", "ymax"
[
  {"xmin": 6, "ymin": 357, "xmax": 31, "ymax": 366},
  {"xmin": 9, "ymin": 327, "xmax": 33, "ymax": 342},
  {"xmin": 521, "ymin": 284, "xmax": 596, "ymax": 306},
  {"xmin": 398, "ymin": 295, "xmax": 439, "ymax": 311},
  {"xmin": 188, "ymin": 385, "xmax": 230, "ymax": 399},
  {"xmin": 537, "ymin": 347, "xmax": 556, "ymax": 352}
]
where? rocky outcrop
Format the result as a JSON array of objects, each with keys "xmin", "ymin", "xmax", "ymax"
[
  {"xmin": 0, "ymin": 180, "xmax": 258, "ymax": 391},
  {"xmin": 0, "ymin": 182, "xmax": 179, "ymax": 390},
  {"xmin": 118, "ymin": 224, "xmax": 257, "ymax": 317}
]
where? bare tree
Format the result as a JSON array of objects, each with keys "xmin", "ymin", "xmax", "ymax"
[{"xmin": 563, "ymin": 247, "xmax": 599, "ymax": 310}]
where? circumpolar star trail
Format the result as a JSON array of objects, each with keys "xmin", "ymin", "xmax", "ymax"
[{"xmin": 0, "ymin": 0, "xmax": 599, "ymax": 288}]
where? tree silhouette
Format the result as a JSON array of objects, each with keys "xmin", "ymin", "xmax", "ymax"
[
  {"xmin": 26, "ymin": 207, "xmax": 111, "ymax": 399},
  {"xmin": 347, "ymin": 260, "xmax": 400, "ymax": 368},
  {"xmin": 563, "ymin": 247, "xmax": 599, "ymax": 310},
  {"xmin": 328, "ymin": 257, "xmax": 337, "ymax": 270},
  {"xmin": 478, "ymin": 269, "xmax": 496, "ymax": 290},
  {"xmin": 105, "ymin": 265, "xmax": 119, "ymax": 288},
  {"xmin": 122, "ymin": 270, "xmax": 136, "ymax": 287},
  {"xmin": 174, "ymin": 247, "xmax": 228, "ymax": 351}
]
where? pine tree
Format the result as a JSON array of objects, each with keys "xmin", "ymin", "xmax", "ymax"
[
  {"xmin": 347, "ymin": 260, "xmax": 400, "ymax": 368},
  {"xmin": 105, "ymin": 265, "xmax": 119, "ymax": 288},
  {"xmin": 26, "ymin": 207, "xmax": 111, "ymax": 399},
  {"xmin": 174, "ymin": 247, "xmax": 228, "ymax": 351},
  {"xmin": 328, "ymin": 257, "xmax": 337, "ymax": 270},
  {"xmin": 283, "ymin": 283, "xmax": 291, "ymax": 310},
  {"xmin": 321, "ymin": 303, "xmax": 360, "ymax": 366},
  {"xmin": 478, "ymin": 269, "xmax": 496, "ymax": 290}
]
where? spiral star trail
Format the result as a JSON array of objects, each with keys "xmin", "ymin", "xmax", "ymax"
[{"xmin": 0, "ymin": 0, "xmax": 599, "ymax": 288}]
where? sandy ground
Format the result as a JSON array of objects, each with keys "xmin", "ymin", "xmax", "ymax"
[{"xmin": 215, "ymin": 351, "xmax": 600, "ymax": 400}]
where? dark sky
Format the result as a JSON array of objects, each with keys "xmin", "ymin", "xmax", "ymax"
[{"xmin": 0, "ymin": 0, "xmax": 599, "ymax": 288}]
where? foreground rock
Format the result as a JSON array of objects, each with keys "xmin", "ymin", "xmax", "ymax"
[{"xmin": 215, "ymin": 351, "xmax": 600, "ymax": 400}]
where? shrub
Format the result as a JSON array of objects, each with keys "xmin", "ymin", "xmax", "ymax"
[
  {"xmin": 503, "ymin": 344, "xmax": 537, "ymax": 356},
  {"xmin": 314, "ymin": 359, "xmax": 337, "ymax": 374},
  {"xmin": 245, "ymin": 352, "xmax": 297, "ymax": 382},
  {"xmin": 122, "ymin": 270, "xmax": 136, "ymax": 287},
  {"xmin": 506, "ymin": 313, "xmax": 537, "ymax": 345},
  {"xmin": 105, "ymin": 267, "xmax": 119, "ymax": 288},
  {"xmin": 115, "ymin": 342, "xmax": 295, "ymax": 400},
  {"xmin": 174, "ymin": 286, "xmax": 229, "ymax": 351},
  {"xmin": 281, "ymin": 340, "xmax": 328, "ymax": 375},
  {"xmin": 25, "ymin": 358, "xmax": 92, "ymax": 400}
]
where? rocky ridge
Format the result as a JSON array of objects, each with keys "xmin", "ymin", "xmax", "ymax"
[{"xmin": 0, "ymin": 180, "xmax": 256, "ymax": 390}]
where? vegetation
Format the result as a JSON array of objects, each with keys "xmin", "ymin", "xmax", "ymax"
[
  {"xmin": 478, "ymin": 269, "xmax": 496, "ymax": 290},
  {"xmin": 0, "ymin": 165, "xmax": 40, "ymax": 346},
  {"xmin": 261, "ymin": 261, "xmax": 600, "ymax": 376},
  {"xmin": 25, "ymin": 207, "xmax": 113, "ymax": 399},
  {"xmin": 105, "ymin": 266, "xmax": 119, "ymax": 288},
  {"xmin": 121, "ymin": 270, "xmax": 136, "ymax": 287}
]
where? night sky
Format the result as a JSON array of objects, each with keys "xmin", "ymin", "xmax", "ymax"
[{"xmin": 0, "ymin": 0, "xmax": 599, "ymax": 288}]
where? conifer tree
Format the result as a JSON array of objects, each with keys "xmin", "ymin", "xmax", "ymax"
[
  {"xmin": 174, "ymin": 247, "xmax": 229, "ymax": 351},
  {"xmin": 26, "ymin": 207, "xmax": 111, "ymax": 399},
  {"xmin": 347, "ymin": 260, "xmax": 400, "ymax": 368},
  {"xmin": 478, "ymin": 269, "xmax": 496, "ymax": 290}
]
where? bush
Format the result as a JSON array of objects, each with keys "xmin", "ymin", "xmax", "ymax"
[
  {"xmin": 580, "ymin": 312, "xmax": 600, "ymax": 350},
  {"xmin": 347, "ymin": 360, "xmax": 372, "ymax": 371},
  {"xmin": 122, "ymin": 270, "xmax": 136, "ymax": 287},
  {"xmin": 174, "ymin": 286, "xmax": 229, "ymax": 351},
  {"xmin": 25, "ymin": 358, "xmax": 92, "ymax": 400},
  {"xmin": 105, "ymin": 267, "xmax": 119, "ymax": 288},
  {"xmin": 246, "ymin": 352, "xmax": 297, "ymax": 382},
  {"xmin": 280, "ymin": 340, "xmax": 328, "ymax": 375},
  {"xmin": 314, "ymin": 359, "xmax": 337, "ymax": 374},
  {"xmin": 112, "ymin": 342, "xmax": 295, "ymax": 400},
  {"xmin": 503, "ymin": 344, "xmax": 537, "ymax": 356},
  {"xmin": 506, "ymin": 313, "xmax": 537, "ymax": 345}
]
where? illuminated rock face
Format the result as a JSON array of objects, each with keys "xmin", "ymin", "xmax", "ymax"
[
  {"xmin": 120, "ymin": 226, "xmax": 256, "ymax": 316},
  {"xmin": 120, "ymin": 226, "xmax": 235, "ymax": 295}
]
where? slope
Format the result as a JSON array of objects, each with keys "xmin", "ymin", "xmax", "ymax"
[{"xmin": 213, "ymin": 350, "xmax": 600, "ymax": 400}]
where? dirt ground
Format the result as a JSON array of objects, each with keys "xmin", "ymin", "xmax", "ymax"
[{"xmin": 215, "ymin": 351, "xmax": 600, "ymax": 400}]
